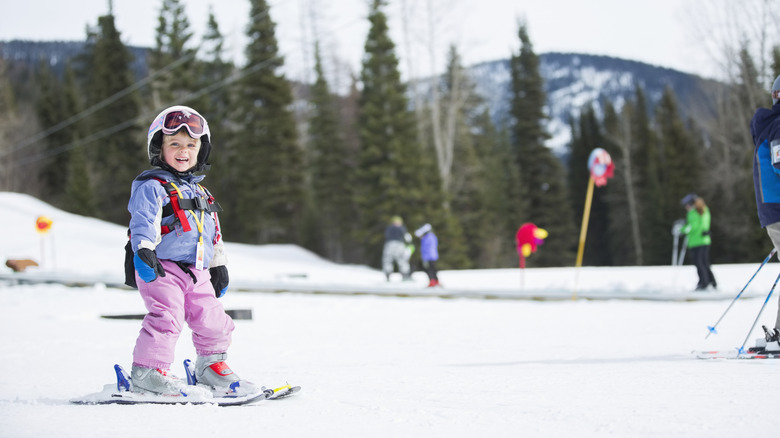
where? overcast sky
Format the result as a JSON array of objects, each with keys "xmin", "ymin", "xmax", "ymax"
[{"xmin": 1, "ymin": 0, "xmax": 713, "ymax": 80}]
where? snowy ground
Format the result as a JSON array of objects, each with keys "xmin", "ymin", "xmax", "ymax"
[{"xmin": 3, "ymin": 192, "xmax": 780, "ymax": 437}]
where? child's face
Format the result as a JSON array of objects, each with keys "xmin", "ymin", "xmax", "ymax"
[{"xmin": 161, "ymin": 131, "xmax": 200, "ymax": 172}]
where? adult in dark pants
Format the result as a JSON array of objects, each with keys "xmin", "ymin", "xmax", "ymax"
[
  {"xmin": 750, "ymin": 74, "xmax": 780, "ymax": 339},
  {"xmin": 680, "ymin": 193, "xmax": 716, "ymax": 291}
]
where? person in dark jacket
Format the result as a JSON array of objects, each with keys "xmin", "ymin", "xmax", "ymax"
[
  {"xmin": 382, "ymin": 216, "xmax": 412, "ymax": 281},
  {"xmin": 751, "ymin": 74, "xmax": 780, "ymax": 338},
  {"xmin": 680, "ymin": 193, "xmax": 716, "ymax": 291}
]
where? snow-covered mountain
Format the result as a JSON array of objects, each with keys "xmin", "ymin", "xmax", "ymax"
[{"xmin": 465, "ymin": 52, "xmax": 720, "ymax": 153}]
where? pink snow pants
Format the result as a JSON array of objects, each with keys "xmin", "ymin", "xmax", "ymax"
[{"xmin": 132, "ymin": 260, "xmax": 234, "ymax": 369}]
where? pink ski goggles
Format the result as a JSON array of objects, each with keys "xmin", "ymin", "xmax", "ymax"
[{"xmin": 161, "ymin": 110, "xmax": 207, "ymax": 138}]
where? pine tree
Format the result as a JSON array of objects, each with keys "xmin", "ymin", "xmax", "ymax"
[
  {"xmin": 61, "ymin": 64, "xmax": 97, "ymax": 216},
  {"xmin": 471, "ymin": 111, "xmax": 522, "ymax": 267},
  {"xmin": 308, "ymin": 42, "xmax": 355, "ymax": 262},
  {"xmin": 35, "ymin": 60, "xmax": 70, "ymax": 204},
  {"xmin": 198, "ymin": 9, "xmax": 234, "ymax": 120},
  {"xmin": 80, "ymin": 13, "xmax": 143, "ymax": 224},
  {"xmin": 655, "ymin": 87, "xmax": 700, "ymax": 233},
  {"xmin": 0, "ymin": 57, "xmax": 24, "ymax": 192},
  {"xmin": 630, "ymin": 86, "xmax": 667, "ymax": 265},
  {"xmin": 509, "ymin": 23, "xmax": 575, "ymax": 267},
  {"xmin": 337, "ymin": 75, "xmax": 365, "ymax": 263},
  {"xmin": 229, "ymin": 0, "xmax": 304, "ymax": 244},
  {"xmin": 355, "ymin": 0, "xmax": 444, "ymax": 267},
  {"xmin": 196, "ymin": 8, "xmax": 236, "ymax": 219},
  {"xmin": 149, "ymin": 0, "xmax": 199, "ymax": 108}
]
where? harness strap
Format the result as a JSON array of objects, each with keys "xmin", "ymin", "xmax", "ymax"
[
  {"xmin": 151, "ymin": 178, "xmax": 222, "ymax": 235},
  {"xmin": 173, "ymin": 261, "xmax": 198, "ymax": 284},
  {"xmin": 169, "ymin": 189, "xmax": 192, "ymax": 233}
]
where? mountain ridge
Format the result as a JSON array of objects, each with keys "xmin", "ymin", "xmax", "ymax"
[{"xmin": 1, "ymin": 39, "xmax": 720, "ymax": 154}]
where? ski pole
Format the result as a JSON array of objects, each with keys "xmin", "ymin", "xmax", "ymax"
[
  {"xmin": 706, "ymin": 248, "xmax": 777, "ymax": 338},
  {"xmin": 678, "ymin": 235, "xmax": 688, "ymax": 265},
  {"xmin": 738, "ymin": 268, "xmax": 780, "ymax": 355}
]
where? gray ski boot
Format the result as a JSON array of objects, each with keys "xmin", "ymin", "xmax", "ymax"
[
  {"xmin": 195, "ymin": 353, "xmax": 258, "ymax": 396},
  {"xmin": 131, "ymin": 366, "xmax": 210, "ymax": 398}
]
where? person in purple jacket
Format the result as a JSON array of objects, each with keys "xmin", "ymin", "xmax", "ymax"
[
  {"xmin": 751, "ymin": 75, "xmax": 780, "ymax": 341},
  {"xmin": 414, "ymin": 223, "xmax": 440, "ymax": 287},
  {"xmin": 127, "ymin": 105, "xmax": 256, "ymax": 397}
]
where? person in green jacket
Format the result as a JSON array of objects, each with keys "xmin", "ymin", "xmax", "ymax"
[{"xmin": 681, "ymin": 193, "xmax": 717, "ymax": 291}]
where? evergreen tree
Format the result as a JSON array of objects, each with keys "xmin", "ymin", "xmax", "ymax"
[
  {"xmin": 197, "ymin": 8, "xmax": 236, "ymax": 219},
  {"xmin": 471, "ymin": 111, "xmax": 522, "ymax": 267},
  {"xmin": 61, "ymin": 64, "xmax": 97, "ymax": 216},
  {"xmin": 0, "ymin": 57, "xmax": 24, "ymax": 192},
  {"xmin": 355, "ymin": 0, "xmax": 443, "ymax": 267},
  {"xmin": 80, "ymin": 13, "xmax": 143, "ymax": 224},
  {"xmin": 149, "ymin": 0, "xmax": 199, "ymax": 108},
  {"xmin": 308, "ymin": 42, "xmax": 355, "ymax": 262},
  {"xmin": 35, "ymin": 60, "xmax": 70, "ymax": 204},
  {"xmin": 630, "ymin": 86, "xmax": 667, "ymax": 265},
  {"xmin": 337, "ymin": 75, "xmax": 365, "ymax": 263},
  {"xmin": 509, "ymin": 23, "xmax": 575, "ymax": 267},
  {"xmin": 655, "ymin": 87, "xmax": 700, "ymax": 235},
  {"xmin": 229, "ymin": 0, "xmax": 304, "ymax": 244}
]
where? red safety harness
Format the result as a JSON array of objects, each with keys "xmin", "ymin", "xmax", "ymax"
[{"xmin": 152, "ymin": 177, "xmax": 222, "ymax": 235}]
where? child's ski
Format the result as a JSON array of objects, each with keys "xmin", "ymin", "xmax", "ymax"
[
  {"xmin": 70, "ymin": 385, "xmax": 268, "ymax": 406},
  {"xmin": 70, "ymin": 364, "xmax": 280, "ymax": 406}
]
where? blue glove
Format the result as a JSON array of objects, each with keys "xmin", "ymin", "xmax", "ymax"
[
  {"xmin": 209, "ymin": 265, "xmax": 229, "ymax": 298},
  {"xmin": 134, "ymin": 248, "xmax": 166, "ymax": 283}
]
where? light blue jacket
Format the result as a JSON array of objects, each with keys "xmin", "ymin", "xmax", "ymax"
[{"xmin": 128, "ymin": 169, "xmax": 225, "ymax": 269}]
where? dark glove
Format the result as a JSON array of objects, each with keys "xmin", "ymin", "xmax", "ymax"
[
  {"xmin": 134, "ymin": 248, "xmax": 166, "ymax": 283},
  {"xmin": 210, "ymin": 265, "xmax": 229, "ymax": 298}
]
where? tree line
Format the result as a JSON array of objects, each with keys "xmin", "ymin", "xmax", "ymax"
[{"xmin": 0, "ymin": 0, "xmax": 777, "ymax": 269}]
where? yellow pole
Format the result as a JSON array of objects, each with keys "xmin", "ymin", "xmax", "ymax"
[{"xmin": 573, "ymin": 176, "xmax": 595, "ymax": 299}]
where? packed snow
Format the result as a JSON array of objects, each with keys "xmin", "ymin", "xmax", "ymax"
[{"xmin": 2, "ymin": 191, "xmax": 780, "ymax": 437}]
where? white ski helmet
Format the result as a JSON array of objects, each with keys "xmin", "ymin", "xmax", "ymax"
[{"xmin": 147, "ymin": 105, "xmax": 212, "ymax": 172}]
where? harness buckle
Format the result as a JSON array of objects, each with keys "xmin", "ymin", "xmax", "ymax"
[{"xmin": 194, "ymin": 196, "xmax": 209, "ymax": 211}]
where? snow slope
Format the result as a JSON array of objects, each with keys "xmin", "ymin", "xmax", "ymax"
[{"xmin": 2, "ymin": 192, "xmax": 780, "ymax": 438}]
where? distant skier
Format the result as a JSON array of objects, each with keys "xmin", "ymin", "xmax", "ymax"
[
  {"xmin": 382, "ymin": 215, "xmax": 412, "ymax": 281},
  {"xmin": 680, "ymin": 193, "xmax": 716, "ymax": 291},
  {"xmin": 125, "ymin": 105, "xmax": 255, "ymax": 396},
  {"xmin": 750, "ymin": 74, "xmax": 780, "ymax": 338},
  {"xmin": 414, "ymin": 223, "xmax": 440, "ymax": 287}
]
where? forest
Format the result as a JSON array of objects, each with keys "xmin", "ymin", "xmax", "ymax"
[{"xmin": 1, "ymin": 0, "xmax": 779, "ymax": 270}]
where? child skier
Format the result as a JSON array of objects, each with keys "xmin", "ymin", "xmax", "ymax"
[
  {"xmin": 414, "ymin": 223, "xmax": 440, "ymax": 287},
  {"xmin": 126, "ymin": 105, "xmax": 255, "ymax": 397}
]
